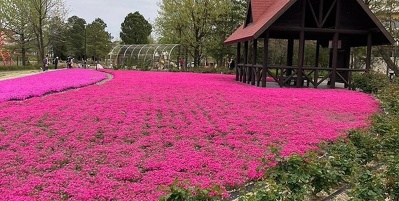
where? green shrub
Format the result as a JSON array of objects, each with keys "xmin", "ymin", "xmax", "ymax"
[
  {"xmin": 352, "ymin": 72, "xmax": 390, "ymax": 93},
  {"xmin": 160, "ymin": 180, "xmax": 224, "ymax": 201}
]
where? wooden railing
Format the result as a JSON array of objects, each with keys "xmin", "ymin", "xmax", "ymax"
[{"xmin": 236, "ymin": 63, "xmax": 367, "ymax": 89}]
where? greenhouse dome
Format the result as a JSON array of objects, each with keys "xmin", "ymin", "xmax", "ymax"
[{"xmin": 107, "ymin": 44, "xmax": 188, "ymax": 70}]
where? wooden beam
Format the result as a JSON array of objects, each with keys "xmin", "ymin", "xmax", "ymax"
[
  {"xmin": 269, "ymin": 26, "xmax": 370, "ymax": 35},
  {"xmin": 321, "ymin": 0, "xmax": 337, "ymax": 27},
  {"xmin": 335, "ymin": 0, "xmax": 341, "ymax": 28},
  {"xmin": 236, "ymin": 42, "xmax": 241, "ymax": 81},
  {"xmin": 252, "ymin": 39, "xmax": 258, "ymax": 85},
  {"xmin": 307, "ymin": 0, "xmax": 319, "ymax": 27},
  {"xmin": 301, "ymin": 0, "xmax": 307, "ymax": 27},
  {"xmin": 262, "ymin": 32, "xmax": 270, "ymax": 87},
  {"xmin": 366, "ymin": 33, "xmax": 372, "ymax": 72}
]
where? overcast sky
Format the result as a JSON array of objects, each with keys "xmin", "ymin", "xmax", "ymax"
[{"xmin": 65, "ymin": 0, "xmax": 160, "ymax": 40}]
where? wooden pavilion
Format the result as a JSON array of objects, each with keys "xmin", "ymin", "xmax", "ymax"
[{"xmin": 224, "ymin": 0, "xmax": 395, "ymax": 88}]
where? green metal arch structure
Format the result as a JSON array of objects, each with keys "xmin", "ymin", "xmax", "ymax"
[{"xmin": 107, "ymin": 44, "xmax": 186, "ymax": 70}]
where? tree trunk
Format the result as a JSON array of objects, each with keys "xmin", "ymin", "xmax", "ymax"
[
  {"xmin": 194, "ymin": 48, "xmax": 200, "ymax": 68},
  {"xmin": 376, "ymin": 46, "xmax": 399, "ymax": 75},
  {"xmin": 21, "ymin": 34, "xmax": 27, "ymax": 66}
]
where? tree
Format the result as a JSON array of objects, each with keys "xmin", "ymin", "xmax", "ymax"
[
  {"xmin": 0, "ymin": 0, "xmax": 66, "ymax": 65},
  {"xmin": 86, "ymin": 18, "xmax": 112, "ymax": 62},
  {"xmin": 65, "ymin": 16, "xmax": 86, "ymax": 60},
  {"xmin": 27, "ymin": 0, "xmax": 67, "ymax": 64},
  {"xmin": 0, "ymin": 0, "xmax": 37, "ymax": 66},
  {"xmin": 48, "ymin": 16, "xmax": 67, "ymax": 59},
  {"xmin": 156, "ymin": 0, "xmax": 236, "ymax": 67},
  {"xmin": 205, "ymin": 0, "xmax": 247, "ymax": 67},
  {"xmin": 364, "ymin": 0, "xmax": 399, "ymax": 75},
  {"xmin": 120, "ymin": 12, "xmax": 152, "ymax": 44}
]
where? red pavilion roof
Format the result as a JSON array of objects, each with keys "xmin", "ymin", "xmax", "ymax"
[{"xmin": 224, "ymin": 0, "xmax": 294, "ymax": 45}]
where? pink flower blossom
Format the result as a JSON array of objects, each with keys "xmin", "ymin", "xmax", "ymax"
[
  {"xmin": 0, "ymin": 69, "xmax": 107, "ymax": 102},
  {"xmin": 0, "ymin": 70, "xmax": 379, "ymax": 200}
]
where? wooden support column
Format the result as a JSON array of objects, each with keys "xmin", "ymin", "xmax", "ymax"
[
  {"xmin": 314, "ymin": 40, "xmax": 320, "ymax": 88},
  {"xmin": 297, "ymin": 32, "xmax": 305, "ymax": 87},
  {"xmin": 318, "ymin": 0, "xmax": 324, "ymax": 27},
  {"xmin": 252, "ymin": 39, "xmax": 257, "ymax": 85},
  {"xmin": 236, "ymin": 42, "xmax": 241, "ymax": 81},
  {"xmin": 297, "ymin": 0, "xmax": 306, "ymax": 87},
  {"xmin": 315, "ymin": 41, "xmax": 320, "ymax": 67},
  {"xmin": 262, "ymin": 32, "xmax": 270, "ymax": 87},
  {"xmin": 330, "ymin": 0, "xmax": 341, "ymax": 89},
  {"xmin": 286, "ymin": 38, "xmax": 294, "ymax": 76},
  {"xmin": 331, "ymin": 33, "xmax": 339, "ymax": 89},
  {"xmin": 243, "ymin": 41, "xmax": 249, "ymax": 83},
  {"xmin": 366, "ymin": 33, "xmax": 372, "ymax": 72}
]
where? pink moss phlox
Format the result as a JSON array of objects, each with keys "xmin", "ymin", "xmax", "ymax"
[
  {"xmin": 0, "ymin": 70, "xmax": 379, "ymax": 200},
  {"xmin": 0, "ymin": 69, "xmax": 107, "ymax": 102}
]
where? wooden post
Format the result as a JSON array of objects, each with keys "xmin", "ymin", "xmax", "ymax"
[
  {"xmin": 252, "ymin": 39, "xmax": 257, "ymax": 85},
  {"xmin": 315, "ymin": 41, "xmax": 320, "ymax": 67},
  {"xmin": 318, "ymin": 0, "xmax": 324, "ymax": 27},
  {"xmin": 331, "ymin": 33, "xmax": 339, "ymax": 89},
  {"xmin": 297, "ymin": 0, "xmax": 307, "ymax": 87},
  {"xmin": 243, "ymin": 41, "xmax": 249, "ymax": 83},
  {"xmin": 314, "ymin": 40, "xmax": 320, "ymax": 88},
  {"xmin": 366, "ymin": 33, "xmax": 372, "ymax": 72},
  {"xmin": 286, "ymin": 38, "xmax": 294, "ymax": 76},
  {"xmin": 262, "ymin": 32, "xmax": 269, "ymax": 87},
  {"xmin": 297, "ymin": 32, "xmax": 305, "ymax": 87},
  {"xmin": 331, "ymin": 0, "xmax": 341, "ymax": 88},
  {"xmin": 236, "ymin": 42, "xmax": 241, "ymax": 81}
]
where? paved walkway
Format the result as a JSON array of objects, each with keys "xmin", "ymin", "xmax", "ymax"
[{"xmin": 0, "ymin": 70, "xmax": 42, "ymax": 81}]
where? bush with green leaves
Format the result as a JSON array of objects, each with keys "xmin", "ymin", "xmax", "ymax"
[
  {"xmin": 160, "ymin": 180, "xmax": 224, "ymax": 201},
  {"xmin": 352, "ymin": 71, "xmax": 390, "ymax": 93}
]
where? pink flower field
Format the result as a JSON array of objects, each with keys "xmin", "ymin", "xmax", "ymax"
[
  {"xmin": 0, "ymin": 70, "xmax": 379, "ymax": 200},
  {"xmin": 0, "ymin": 69, "xmax": 108, "ymax": 102}
]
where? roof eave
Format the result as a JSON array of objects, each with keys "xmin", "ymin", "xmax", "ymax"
[
  {"xmin": 253, "ymin": 0, "xmax": 297, "ymax": 39},
  {"xmin": 224, "ymin": 36, "xmax": 255, "ymax": 45}
]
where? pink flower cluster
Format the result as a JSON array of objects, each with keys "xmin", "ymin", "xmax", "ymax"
[
  {"xmin": 0, "ymin": 69, "xmax": 108, "ymax": 102},
  {"xmin": 0, "ymin": 70, "xmax": 379, "ymax": 200}
]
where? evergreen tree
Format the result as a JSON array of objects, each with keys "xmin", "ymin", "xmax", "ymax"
[
  {"xmin": 86, "ymin": 18, "xmax": 112, "ymax": 62},
  {"xmin": 65, "ymin": 16, "xmax": 86, "ymax": 60},
  {"xmin": 120, "ymin": 12, "xmax": 152, "ymax": 44}
]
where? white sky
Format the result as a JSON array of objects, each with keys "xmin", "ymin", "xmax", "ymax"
[{"xmin": 65, "ymin": 0, "xmax": 160, "ymax": 41}]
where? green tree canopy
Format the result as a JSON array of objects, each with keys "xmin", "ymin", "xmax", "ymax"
[
  {"xmin": 65, "ymin": 16, "xmax": 86, "ymax": 59},
  {"xmin": 0, "ymin": 0, "xmax": 66, "ymax": 65},
  {"xmin": 27, "ymin": 0, "xmax": 67, "ymax": 63},
  {"xmin": 86, "ymin": 18, "xmax": 112, "ymax": 61},
  {"xmin": 48, "ymin": 16, "xmax": 68, "ymax": 59},
  {"xmin": 155, "ymin": 0, "xmax": 245, "ymax": 67},
  {"xmin": 120, "ymin": 12, "xmax": 152, "ymax": 44}
]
